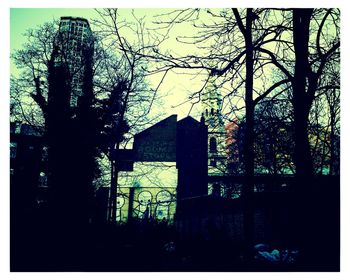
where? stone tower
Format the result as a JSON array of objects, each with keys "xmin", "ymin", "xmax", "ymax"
[{"xmin": 201, "ymin": 76, "xmax": 227, "ymax": 179}]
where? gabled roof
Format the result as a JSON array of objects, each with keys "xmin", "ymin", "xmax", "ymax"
[
  {"xmin": 177, "ymin": 116, "xmax": 200, "ymax": 125},
  {"xmin": 135, "ymin": 114, "xmax": 177, "ymax": 138}
]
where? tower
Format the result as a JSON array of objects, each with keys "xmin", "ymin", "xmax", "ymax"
[
  {"xmin": 201, "ymin": 76, "xmax": 227, "ymax": 178},
  {"xmin": 54, "ymin": 16, "xmax": 94, "ymax": 107}
]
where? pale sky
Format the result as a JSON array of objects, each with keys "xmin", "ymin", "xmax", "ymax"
[{"xmin": 10, "ymin": 8, "xmax": 211, "ymax": 121}]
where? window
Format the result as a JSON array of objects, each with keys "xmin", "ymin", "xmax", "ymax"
[
  {"xmin": 42, "ymin": 146, "xmax": 48, "ymax": 161},
  {"xmin": 15, "ymin": 125, "xmax": 21, "ymax": 134},
  {"xmin": 209, "ymin": 137, "xmax": 217, "ymax": 153},
  {"xmin": 10, "ymin": 142, "xmax": 17, "ymax": 158},
  {"xmin": 39, "ymin": 172, "xmax": 47, "ymax": 187},
  {"xmin": 70, "ymin": 95, "xmax": 78, "ymax": 107},
  {"xmin": 212, "ymin": 184, "xmax": 221, "ymax": 197}
]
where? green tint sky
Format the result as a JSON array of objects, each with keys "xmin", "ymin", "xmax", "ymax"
[
  {"xmin": 10, "ymin": 8, "xmax": 208, "ymax": 120},
  {"xmin": 11, "ymin": 8, "xmax": 95, "ymax": 51}
]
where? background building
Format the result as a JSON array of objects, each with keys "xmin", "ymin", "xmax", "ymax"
[
  {"xmin": 54, "ymin": 16, "xmax": 94, "ymax": 107},
  {"xmin": 201, "ymin": 77, "xmax": 227, "ymax": 195},
  {"xmin": 10, "ymin": 122, "xmax": 48, "ymax": 227}
]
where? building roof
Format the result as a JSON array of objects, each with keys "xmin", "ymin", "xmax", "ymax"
[{"xmin": 60, "ymin": 16, "xmax": 90, "ymax": 27}]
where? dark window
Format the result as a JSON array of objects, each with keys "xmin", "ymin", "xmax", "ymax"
[
  {"xmin": 10, "ymin": 142, "xmax": 17, "ymax": 158},
  {"xmin": 209, "ymin": 137, "xmax": 217, "ymax": 153},
  {"xmin": 42, "ymin": 146, "xmax": 48, "ymax": 161},
  {"xmin": 212, "ymin": 184, "xmax": 221, "ymax": 197}
]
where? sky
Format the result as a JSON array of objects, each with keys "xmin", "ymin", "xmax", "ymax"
[
  {"xmin": 11, "ymin": 7, "xmax": 285, "ymax": 132},
  {"xmin": 10, "ymin": 8, "xmax": 211, "ymax": 121},
  {"xmin": 10, "ymin": 7, "xmax": 337, "ymax": 126}
]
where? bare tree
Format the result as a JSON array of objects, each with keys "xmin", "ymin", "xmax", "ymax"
[
  {"xmin": 93, "ymin": 8, "xmax": 169, "ymax": 222},
  {"xmin": 10, "ymin": 15, "xmax": 161, "ymax": 224},
  {"xmin": 11, "ymin": 21, "xmax": 58, "ymax": 127},
  {"xmin": 256, "ymin": 8, "xmax": 340, "ymax": 182}
]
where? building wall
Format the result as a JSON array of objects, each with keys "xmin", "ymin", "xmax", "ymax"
[
  {"xmin": 116, "ymin": 160, "xmax": 178, "ymax": 224},
  {"xmin": 117, "ymin": 186, "xmax": 177, "ymax": 223}
]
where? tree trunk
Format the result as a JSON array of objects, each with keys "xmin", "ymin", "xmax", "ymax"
[
  {"xmin": 291, "ymin": 8, "xmax": 317, "ymax": 266},
  {"xmin": 292, "ymin": 8, "xmax": 314, "ymax": 182},
  {"xmin": 328, "ymin": 90, "xmax": 337, "ymax": 175},
  {"xmin": 242, "ymin": 8, "xmax": 255, "ymax": 259}
]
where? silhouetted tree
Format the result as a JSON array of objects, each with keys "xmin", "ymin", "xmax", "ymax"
[
  {"xmin": 93, "ymin": 8, "xmax": 167, "ymax": 222},
  {"xmin": 257, "ymin": 8, "xmax": 340, "ymax": 182},
  {"xmin": 145, "ymin": 9, "xmax": 339, "ymax": 262},
  {"xmin": 11, "ymin": 17, "xmax": 161, "ymax": 225}
]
